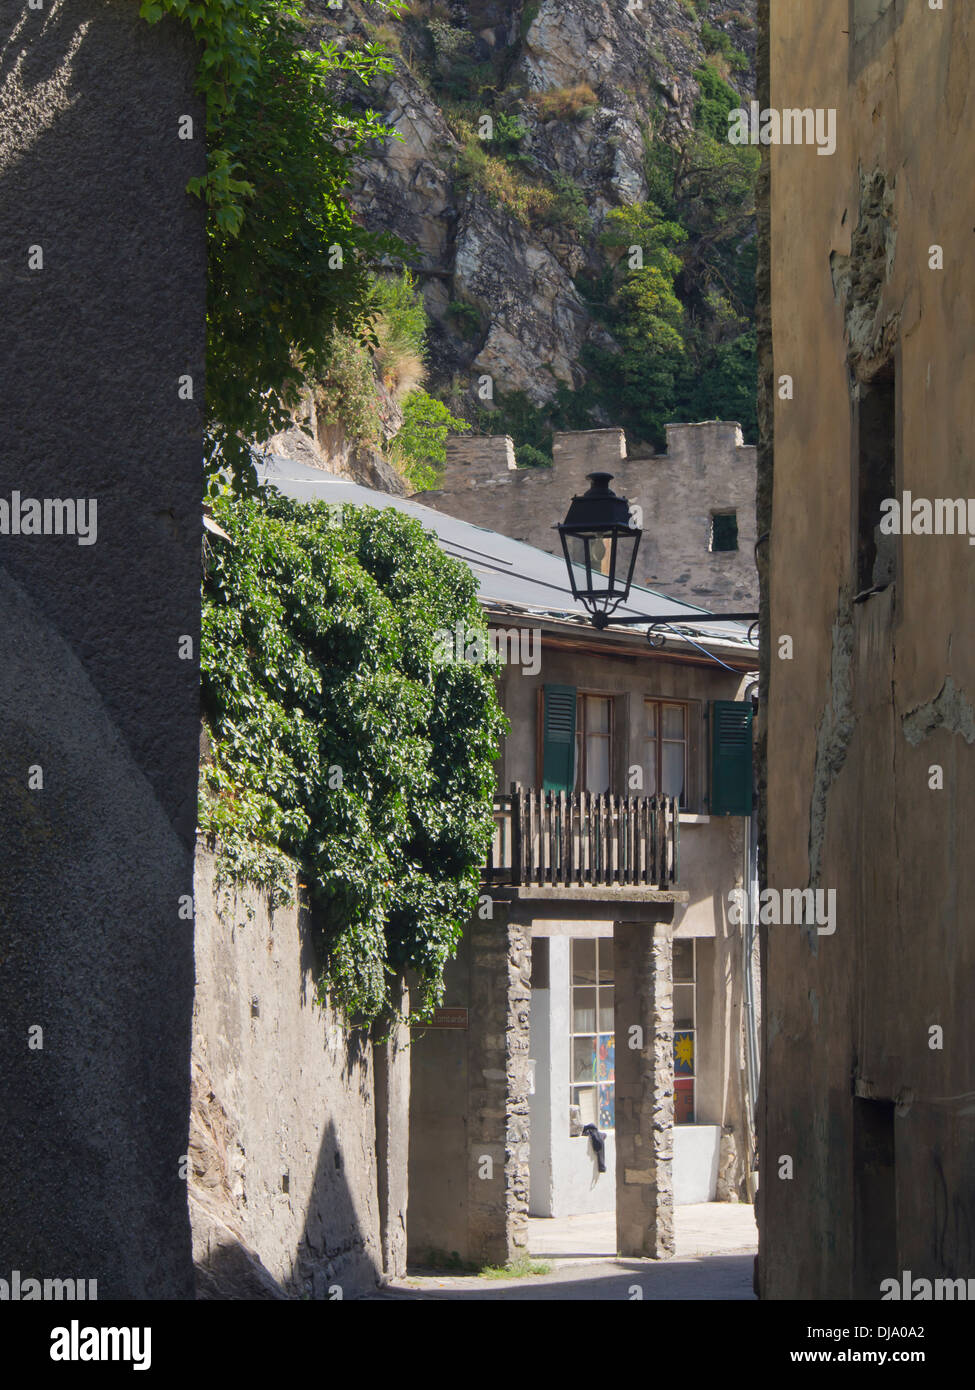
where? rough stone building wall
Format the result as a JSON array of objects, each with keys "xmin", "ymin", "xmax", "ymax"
[
  {"xmin": 420, "ymin": 423, "xmax": 757, "ymax": 607},
  {"xmin": 192, "ymin": 849, "xmax": 409, "ymax": 1299},
  {"xmin": 0, "ymin": 0, "xmax": 205, "ymax": 1297},
  {"xmin": 408, "ymin": 909, "xmax": 531, "ymax": 1268},
  {"xmin": 760, "ymin": 0, "xmax": 975, "ymax": 1298}
]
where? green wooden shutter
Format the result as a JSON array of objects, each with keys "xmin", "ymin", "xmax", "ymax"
[
  {"xmin": 710, "ymin": 700, "xmax": 753, "ymax": 816},
  {"xmin": 542, "ymin": 685, "xmax": 577, "ymax": 792}
]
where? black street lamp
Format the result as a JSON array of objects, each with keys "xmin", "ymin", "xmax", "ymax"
[
  {"xmin": 557, "ymin": 472, "xmax": 759, "ymax": 646},
  {"xmin": 556, "ymin": 473, "xmax": 641, "ymax": 627}
]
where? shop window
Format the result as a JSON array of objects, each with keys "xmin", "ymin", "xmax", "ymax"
[
  {"xmin": 674, "ymin": 939, "xmax": 696, "ymax": 1125},
  {"xmin": 644, "ymin": 699, "xmax": 688, "ymax": 807},
  {"xmin": 569, "ymin": 939, "xmax": 615, "ymax": 1130}
]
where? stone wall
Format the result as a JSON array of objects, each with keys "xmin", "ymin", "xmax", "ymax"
[
  {"xmin": 0, "ymin": 0, "xmax": 204, "ymax": 1297},
  {"xmin": 420, "ymin": 423, "xmax": 758, "ymax": 607},
  {"xmin": 408, "ymin": 907, "xmax": 532, "ymax": 1268},
  {"xmin": 191, "ymin": 849, "xmax": 408, "ymax": 1299}
]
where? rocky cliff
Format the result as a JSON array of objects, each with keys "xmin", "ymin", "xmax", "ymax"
[
  {"xmin": 311, "ymin": 0, "xmax": 757, "ymax": 454},
  {"xmin": 272, "ymin": 1, "xmax": 758, "ymax": 485}
]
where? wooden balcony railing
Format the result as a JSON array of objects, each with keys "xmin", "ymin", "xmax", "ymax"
[{"xmin": 487, "ymin": 784, "xmax": 680, "ymax": 890}]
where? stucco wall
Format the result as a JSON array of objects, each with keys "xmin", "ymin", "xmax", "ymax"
[
  {"xmin": 419, "ymin": 423, "xmax": 757, "ymax": 607},
  {"xmin": 0, "ymin": 0, "xmax": 204, "ymax": 1296},
  {"xmin": 191, "ymin": 850, "xmax": 387, "ymax": 1300},
  {"xmin": 761, "ymin": 0, "xmax": 975, "ymax": 1297}
]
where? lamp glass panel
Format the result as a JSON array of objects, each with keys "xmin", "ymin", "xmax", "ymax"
[
  {"xmin": 613, "ymin": 532, "xmax": 638, "ymax": 593},
  {"xmin": 587, "ymin": 534, "xmax": 612, "ymax": 589}
]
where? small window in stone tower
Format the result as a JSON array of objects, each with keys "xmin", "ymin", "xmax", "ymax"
[
  {"xmin": 710, "ymin": 511, "xmax": 738, "ymax": 553},
  {"xmin": 856, "ymin": 366, "xmax": 896, "ymax": 594}
]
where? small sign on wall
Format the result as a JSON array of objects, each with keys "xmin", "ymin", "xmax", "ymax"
[{"xmin": 411, "ymin": 1007, "xmax": 469, "ymax": 1030}]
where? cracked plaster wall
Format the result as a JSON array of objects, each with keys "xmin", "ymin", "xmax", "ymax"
[{"xmin": 760, "ymin": 0, "xmax": 975, "ymax": 1298}]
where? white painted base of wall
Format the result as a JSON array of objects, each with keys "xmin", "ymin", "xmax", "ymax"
[
  {"xmin": 530, "ymin": 1125, "xmax": 721, "ymax": 1216},
  {"xmin": 674, "ymin": 1125, "xmax": 722, "ymax": 1205}
]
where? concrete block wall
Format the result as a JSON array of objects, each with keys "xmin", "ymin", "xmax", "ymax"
[{"xmin": 421, "ymin": 423, "xmax": 758, "ymax": 608}]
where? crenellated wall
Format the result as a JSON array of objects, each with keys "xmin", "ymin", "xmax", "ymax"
[{"xmin": 420, "ymin": 423, "xmax": 758, "ymax": 608}]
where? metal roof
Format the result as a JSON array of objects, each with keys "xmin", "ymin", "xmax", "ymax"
[{"xmin": 256, "ymin": 455, "xmax": 756, "ymax": 654}]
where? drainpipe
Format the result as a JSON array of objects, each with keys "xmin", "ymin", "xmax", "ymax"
[{"xmin": 736, "ymin": 674, "xmax": 761, "ymax": 1202}]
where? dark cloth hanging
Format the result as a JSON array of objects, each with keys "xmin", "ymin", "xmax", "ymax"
[{"xmin": 582, "ymin": 1122, "xmax": 607, "ymax": 1173}]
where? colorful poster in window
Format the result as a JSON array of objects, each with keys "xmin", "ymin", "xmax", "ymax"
[
  {"xmin": 675, "ymin": 1078, "xmax": 694, "ymax": 1125},
  {"xmin": 674, "ymin": 1030, "xmax": 694, "ymax": 1076},
  {"xmin": 596, "ymin": 1033, "xmax": 615, "ymax": 1082},
  {"xmin": 596, "ymin": 1035, "xmax": 614, "ymax": 1127}
]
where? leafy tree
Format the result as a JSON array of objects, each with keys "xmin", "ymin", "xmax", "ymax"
[
  {"xmin": 140, "ymin": 0, "xmax": 408, "ymax": 487},
  {"xmin": 201, "ymin": 491, "xmax": 507, "ymax": 1021},
  {"xmin": 391, "ymin": 390, "xmax": 470, "ymax": 491}
]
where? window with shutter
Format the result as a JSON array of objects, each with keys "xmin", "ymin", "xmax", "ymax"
[
  {"xmin": 710, "ymin": 699, "xmax": 754, "ymax": 816},
  {"xmin": 542, "ymin": 684, "xmax": 577, "ymax": 792}
]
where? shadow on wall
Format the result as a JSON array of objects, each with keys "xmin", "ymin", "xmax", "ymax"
[
  {"xmin": 192, "ymin": 1111, "xmax": 377, "ymax": 1301},
  {"xmin": 189, "ymin": 853, "xmax": 385, "ymax": 1300}
]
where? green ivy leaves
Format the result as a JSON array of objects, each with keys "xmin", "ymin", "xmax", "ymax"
[{"xmin": 200, "ymin": 491, "xmax": 507, "ymax": 1022}]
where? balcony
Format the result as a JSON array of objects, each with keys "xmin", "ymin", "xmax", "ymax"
[{"xmin": 488, "ymin": 785, "xmax": 680, "ymax": 893}]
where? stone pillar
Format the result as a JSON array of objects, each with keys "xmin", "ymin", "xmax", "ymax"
[
  {"xmin": 373, "ymin": 974, "xmax": 410, "ymax": 1278},
  {"xmin": 613, "ymin": 920, "xmax": 676, "ymax": 1258},
  {"xmin": 467, "ymin": 907, "xmax": 531, "ymax": 1266}
]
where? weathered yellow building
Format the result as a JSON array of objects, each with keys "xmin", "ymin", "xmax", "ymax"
[{"xmin": 759, "ymin": 0, "xmax": 975, "ymax": 1297}]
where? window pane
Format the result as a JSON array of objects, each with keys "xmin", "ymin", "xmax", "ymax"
[
  {"xmin": 673, "ymin": 939, "xmax": 694, "ymax": 983},
  {"xmin": 597, "ymin": 939, "xmax": 614, "ymax": 983},
  {"xmin": 573, "ymin": 987, "xmax": 596, "ymax": 1033},
  {"xmin": 574, "ymin": 1086, "xmax": 597, "ymax": 1126},
  {"xmin": 674, "ymin": 1030, "xmax": 695, "ymax": 1076},
  {"xmin": 572, "ymin": 1037, "xmax": 596, "ymax": 1083},
  {"xmin": 644, "ymin": 701, "xmax": 657, "ymax": 736},
  {"xmin": 661, "ymin": 741, "xmax": 685, "ymax": 800},
  {"xmin": 675, "ymin": 1078, "xmax": 694, "ymax": 1125},
  {"xmin": 586, "ymin": 735, "xmax": 610, "ymax": 793},
  {"xmin": 674, "ymin": 983, "xmax": 695, "ymax": 1029},
  {"xmin": 587, "ymin": 697, "xmax": 611, "ymax": 734},
  {"xmin": 598, "ymin": 996, "xmax": 614, "ymax": 1032},
  {"xmin": 596, "ymin": 1034, "xmax": 615, "ymax": 1082},
  {"xmin": 572, "ymin": 940, "xmax": 596, "ymax": 985},
  {"xmin": 662, "ymin": 704, "xmax": 685, "ymax": 739}
]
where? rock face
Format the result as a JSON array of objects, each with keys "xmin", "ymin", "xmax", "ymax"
[
  {"xmin": 263, "ymin": 388, "xmax": 408, "ymax": 493},
  {"xmin": 307, "ymin": 0, "xmax": 756, "ymax": 412}
]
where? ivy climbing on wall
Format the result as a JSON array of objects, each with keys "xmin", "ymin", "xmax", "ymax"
[{"xmin": 200, "ymin": 490, "xmax": 508, "ymax": 1022}]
